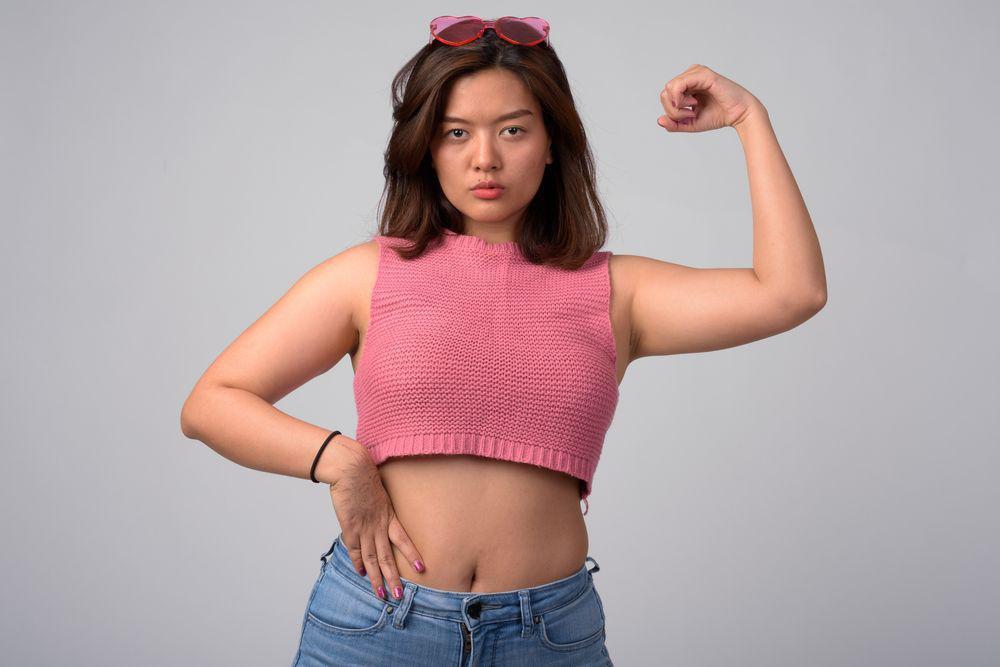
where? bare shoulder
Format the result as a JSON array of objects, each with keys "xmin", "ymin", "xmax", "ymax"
[
  {"xmin": 323, "ymin": 237, "xmax": 379, "ymax": 272},
  {"xmin": 606, "ymin": 252, "xmax": 647, "ymax": 307},
  {"xmin": 323, "ymin": 238, "xmax": 380, "ymax": 327},
  {"xmin": 606, "ymin": 253, "xmax": 645, "ymax": 367}
]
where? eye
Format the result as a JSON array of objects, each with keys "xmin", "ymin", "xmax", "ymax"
[{"xmin": 443, "ymin": 127, "xmax": 526, "ymax": 140}]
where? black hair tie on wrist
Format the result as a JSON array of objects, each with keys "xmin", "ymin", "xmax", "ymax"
[{"xmin": 310, "ymin": 430, "xmax": 342, "ymax": 483}]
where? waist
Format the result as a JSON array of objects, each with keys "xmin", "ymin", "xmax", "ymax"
[
  {"xmin": 377, "ymin": 455, "xmax": 589, "ymax": 593},
  {"xmin": 325, "ymin": 532, "xmax": 599, "ymax": 624}
]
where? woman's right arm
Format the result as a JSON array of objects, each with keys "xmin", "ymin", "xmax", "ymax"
[
  {"xmin": 179, "ymin": 241, "xmax": 368, "ymax": 483},
  {"xmin": 179, "ymin": 239, "xmax": 424, "ymax": 601}
]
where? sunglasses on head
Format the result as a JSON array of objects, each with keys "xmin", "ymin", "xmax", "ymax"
[{"xmin": 428, "ymin": 16, "xmax": 550, "ymax": 47}]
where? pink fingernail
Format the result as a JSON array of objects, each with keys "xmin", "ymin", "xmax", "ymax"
[
  {"xmin": 393, "ymin": 585, "xmax": 403, "ymax": 599},
  {"xmin": 377, "ymin": 585, "xmax": 386, "ymax": 599},
  {"xmin": 413, "ymin": 559, "xmax": 425, "ymax": 572},
  {"xmin": 359, "ymin": 566, "xmax": 366, "ymax": 576}
]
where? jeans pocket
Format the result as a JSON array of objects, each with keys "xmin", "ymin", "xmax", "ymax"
[
  {"xmin": 306, "ymin": 567, "xmax": 390, "ymax": 637},
  {"xmin": 537, "ymin": 580, "xmax": 607, "ymax": 652}
]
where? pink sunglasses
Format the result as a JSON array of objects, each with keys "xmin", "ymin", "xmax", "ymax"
[{"xmin": 428, "ymin": 16, "xmax": 551, "ymax": 47}]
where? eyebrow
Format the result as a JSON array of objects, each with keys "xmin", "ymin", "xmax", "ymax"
[{"xmin": 440, "ymin": 109, "xmax": 534, "ymax": 124}]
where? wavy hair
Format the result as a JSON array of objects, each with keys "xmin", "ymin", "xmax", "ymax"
[{"xmin": 374, "ymin": 30, "xmax": 608, "ymax": 269}]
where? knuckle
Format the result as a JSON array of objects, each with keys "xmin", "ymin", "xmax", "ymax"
[{"xmin": 387, "ymin": 522, "xmax": 408, "ymax": 542}]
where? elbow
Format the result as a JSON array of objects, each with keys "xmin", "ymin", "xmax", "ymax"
[
  {"xmin": 776, "ymin": 287, "xmax": 826, "ymax": 323},
  {"xmin": 795, "ymin": 288, "xmax": 827, "ymax": 320},
  {"xmin": 181, "ymin": 382, "xmax": 237, "ymax": 440},
  {"xmin": 180, "ymin": 395, "xmax": 202, "ymax": 440},
  {"xmin": 180, "ymin": 416, "xmax": 197, "ymax": 440},
  {"xmin": 806, "ymin": 287, "xmax": 827, "ymax": 313}
]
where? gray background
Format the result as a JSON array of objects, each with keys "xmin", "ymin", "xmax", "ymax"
[{"xmin": 3, "ymin": 1, "xmax": 997, "ymax": 665}]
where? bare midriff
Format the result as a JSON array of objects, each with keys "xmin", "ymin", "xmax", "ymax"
[{"xmin": 379, "ymin": 454, "xmax": 590, "ymax": 593}]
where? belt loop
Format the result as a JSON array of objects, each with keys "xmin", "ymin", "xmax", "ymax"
[
  {"xmin": 392, "ymin": 582, "xmax": 417, "ymax": 629},
  {"xmin": 319, "ymin": 536, "xmax": 338, "ymax": 565},
  {"xmin": 585, "ymin": 556, "xmax": 600, "ymax": 574},
  {"xmin": 518, "ymin": 590, "xmax": 534, "ymax": 638}
]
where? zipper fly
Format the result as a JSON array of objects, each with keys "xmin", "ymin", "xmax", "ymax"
[{"xmin": 461, "ymin": 623, "xmax": 472, "ymax": 654}]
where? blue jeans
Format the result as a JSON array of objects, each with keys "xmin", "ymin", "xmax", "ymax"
[{"xmin": 292, "ymin": 532, "xmax": 614, "ymax": 666}]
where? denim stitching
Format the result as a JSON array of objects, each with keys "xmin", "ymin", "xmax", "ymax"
[
  {"xmin": 535, "ymin": 583, "xmax": 606, "ymax": 652},
  {"xmin": 325, "ymin": 539, "xmax": 598, "ymax": 627},
  {"xmin": 489, "ymin": 627, "xmax": 500, "ymax": 665},
  {"xmin": 293, "ymin": 565, "xmax": 328, "ymax": 662},
  {"xmin": 326, "ymin": 557, "xmax": 592, "ymax": 623},
  {"xmin": 305, "ymin": 604, "xmax": 390, "ymax": 637},
  {"xmin": 537, "ymin": 616, "xmax": 606, "ymax": 653}
]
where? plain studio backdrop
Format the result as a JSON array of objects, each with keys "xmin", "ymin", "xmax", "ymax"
[{"xmin": 3, "ymin": 1, "xmax": 997, "ymax": 665}]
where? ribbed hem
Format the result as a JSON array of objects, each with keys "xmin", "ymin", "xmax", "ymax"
[{"xmin": 365, "ymin": 432, "xmax": 595, "ymax": 499}]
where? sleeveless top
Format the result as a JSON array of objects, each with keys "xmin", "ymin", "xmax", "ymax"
[{"xmin": 353, "ymin": 229, "xmax": 619, "ymax": 513}]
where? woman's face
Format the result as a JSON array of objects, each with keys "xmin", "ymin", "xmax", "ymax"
[{"xmin": 428, "ymin": 68, "xmax": 553, "ymax": 237}]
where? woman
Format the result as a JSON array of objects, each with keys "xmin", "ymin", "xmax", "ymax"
[{"xmin": 180, "ymin": 16, "xmax": 826, "ymax": 666}]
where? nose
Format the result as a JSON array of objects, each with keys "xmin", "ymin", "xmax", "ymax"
[{"xmin": 473, "ymin": 137, "xmax": 500, "ymax": 172}]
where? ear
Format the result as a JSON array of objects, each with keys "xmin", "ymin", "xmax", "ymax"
[{"xmin": 545, "ymin": 141, "xmax": 553, "ymax": 165}]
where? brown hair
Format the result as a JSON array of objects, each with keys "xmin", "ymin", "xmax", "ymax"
[{"xmin": 373, "ymin": 30, "xmax": 609, "ymax": 269}]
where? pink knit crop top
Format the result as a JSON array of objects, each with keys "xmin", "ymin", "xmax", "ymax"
[{"xmin": 353, "ymin": 228, "xmax": 619, "ymax": 510}]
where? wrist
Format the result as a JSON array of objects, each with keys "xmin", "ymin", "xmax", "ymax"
[
  {"xmin": 731, "ymin": 99, "xmax": 769, "ymax": 135},
  {"xmin": 313, "ymin": 434, "xmax": 369, "ymax": 485}
]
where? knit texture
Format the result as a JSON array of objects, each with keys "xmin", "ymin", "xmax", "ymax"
[{"xmin": 353, "ymin": 229, "xmax": 619, "ymax": 504}]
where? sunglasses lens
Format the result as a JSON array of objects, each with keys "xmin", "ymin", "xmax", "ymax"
[
  {"xmin": 496, "ymin": 17, "xmax": 549, "ymax": 44},
  {"xmin": 431, "ymin": 16, "xmax": 484, "ymax": 44}
]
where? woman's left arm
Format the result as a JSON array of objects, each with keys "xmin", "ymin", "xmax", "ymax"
[{"xmin": 627, "ymin": 64, "xmax": 827, "ymax": 361}]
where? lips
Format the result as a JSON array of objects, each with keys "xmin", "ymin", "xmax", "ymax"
[{"xmin": 472, "ymin": 180, "xmax": 503, "ymax": 190}]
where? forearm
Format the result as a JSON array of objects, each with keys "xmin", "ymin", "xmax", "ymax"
[
  {"xmin": 734, "ymin": 103, "xmax": 827, "ymax": 306},
  {"xmin": 180, "ymin": 386, "xmax": 358, "ymax": 485}
]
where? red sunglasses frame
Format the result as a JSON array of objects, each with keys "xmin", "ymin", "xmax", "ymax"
[{"xmin": 428, "ymin": 16, "xmax": 551, "ymax": 47}]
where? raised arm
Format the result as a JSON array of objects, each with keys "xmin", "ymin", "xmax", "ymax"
[{"xmin": 629, "ymin": 64, "xmax": 826, "ymax": 360}]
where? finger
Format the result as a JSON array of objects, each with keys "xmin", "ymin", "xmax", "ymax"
[
  {"xmin": 667, "ymin": 69, "xmax": 715, "ymax": 109},
  {"xmin": 659, "ymin": 88, "xmax": 697, "ymax": 123},
  {"xmin": 342, "ymin": 532, "xmax": 367, "ymax": 577},
  {"xmin": 657, "ymin": 114, "xmax": 694, "ymax": 132},
  {"xmin": 375, "ymin": 530, "xmax": 404, "ymax": 601},
  {"xmin": 664, "ymin": 79, "xmax": 686, "ymax": 113},
  {"xmin": 678, "ymin": 93, "xmax": 699, "ymax": 110},
  {"xmin": 361, "ymin": 533, "xmax": 386, "ymax": 600},
  {"xmin": 387, "ymin": 515, "xmax": 425, "ymax": 574},
  {"xmin": 666, "ymin": 65, "xmax": 710, "ymax": 100}
]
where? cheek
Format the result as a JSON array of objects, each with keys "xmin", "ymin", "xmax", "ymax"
[
  {"xmin": 514, "ymin": 146, "xmax": 550, "ymax": 174},
  {"xmin": 432, "ymin": 163, "xmax": 462, "ymax": 191}
]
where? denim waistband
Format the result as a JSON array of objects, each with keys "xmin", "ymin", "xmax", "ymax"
[{"xmin": 319, "ymin": 532, "xmax": 601, "ymax": 631}]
